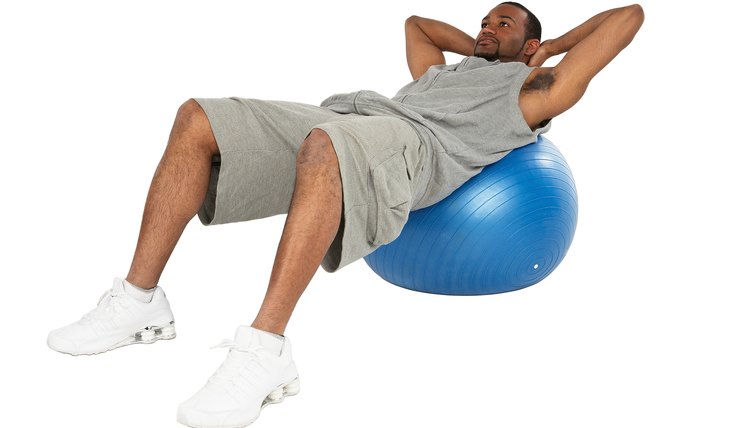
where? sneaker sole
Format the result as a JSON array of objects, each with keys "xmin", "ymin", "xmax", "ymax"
[
  {"xmin": 130, "ymin": 321, "xmax": 177, "ymax": 345},
  {"xmin": 177, "ymin": 378, "xmax": 300, "ymax": 428},
  {"xmin": 58, "ymin": 321, "xmax": 177, "ymax": 356},
  {"xmin": 109, "ymin": 321, "xmax": 177, "ymax": 353},
  {"xmin": 101, "ymin": 321, "xmax": 177, "ymax": 354},
  {"xmin": 262, "ymin": 377, "xmax": 301, "ymax": 407}
]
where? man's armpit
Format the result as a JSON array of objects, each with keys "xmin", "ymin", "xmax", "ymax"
[{"xmin": 522, "ymin": 69, "xmax": 556, "ymax": 93}]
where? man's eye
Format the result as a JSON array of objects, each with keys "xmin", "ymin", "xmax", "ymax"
[
  {"xmin": 481, "ymin": 23, "xmax": 488, "ymax": 28},
  {"xmin": 500, "ymin": 22, "xmax": 509, "ymax": 27}
]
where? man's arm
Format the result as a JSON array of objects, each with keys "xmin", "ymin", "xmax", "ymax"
[
  {"xmin": 519, "ymin": 4, "xmax": 645, "ymax": 128},
  {"xmin": 405, "ymin": 16, "xmax": 475, "ymax": 81}
]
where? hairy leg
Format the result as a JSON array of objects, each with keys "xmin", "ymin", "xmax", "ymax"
[
  {"xmin": 125, "ymin": 99, "xmax": 219, "ymax": 289},
  {"xmin": 251, "ymin": 129, "xmax": 343, "ymax": 335}
]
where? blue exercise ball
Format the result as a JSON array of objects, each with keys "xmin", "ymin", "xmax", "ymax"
[{"xmin": 364, "ymin": 135, "xmax": 578, "ymax": 295}]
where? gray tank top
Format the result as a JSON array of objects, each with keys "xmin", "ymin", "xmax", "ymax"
[{"xmin": 321, "ymin": 56, "xmax": 551, "ymax": 209}]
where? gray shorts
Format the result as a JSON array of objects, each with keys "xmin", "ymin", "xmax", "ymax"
[{"xmin": 193, "ymin": 97, "xmax": 426, "ymax": 272}]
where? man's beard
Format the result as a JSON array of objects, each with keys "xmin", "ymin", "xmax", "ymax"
[
  {"xmin": 475, "ymin": 50, "xmax": 501, "ymax": 61},
  {"xmin": 474, "ymin": 44, "xmax": 525, "ymax": 62}
]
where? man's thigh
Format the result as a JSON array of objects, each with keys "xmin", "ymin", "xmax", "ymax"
[
  {"xmin": 193, "ymin": 97, "xmax": 346, "ymax": 225},
  {"xmin": 314, "ymin": 116, "xmax": 427, "ymax": 271}
]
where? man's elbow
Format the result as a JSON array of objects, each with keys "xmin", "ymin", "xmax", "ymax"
[
  {"xmin": 624, "ymin": 4, "xmax": 645, "ymax": 25},
  {"xmin": 405, "ymin": 15, "xmax": 423, "ymax": 29},
  {"xmin": 405, "ymin": 15, "xmax": 429, "ymax": 44},
  {"xmin": 613, "ymin": 4, "xmax": 644, "ymax": 42}
]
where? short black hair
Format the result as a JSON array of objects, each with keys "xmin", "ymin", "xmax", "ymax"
[{"xmin": 499, "ymin": 2, "xmax": 542, "ymax": 41}]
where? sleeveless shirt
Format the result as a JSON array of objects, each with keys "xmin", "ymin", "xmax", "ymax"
[{"xmin": 321, "ymin": 56, "xmax": 551, "ymax": 209}]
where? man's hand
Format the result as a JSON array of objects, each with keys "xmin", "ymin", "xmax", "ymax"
[{"xmin": 527, "ymin": 41, "xmax": 555, "ymax": 68}]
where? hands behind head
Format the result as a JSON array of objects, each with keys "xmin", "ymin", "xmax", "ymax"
[{"xmin": 528, "ymin": 40, "xmax": 555, "ymax": 67}]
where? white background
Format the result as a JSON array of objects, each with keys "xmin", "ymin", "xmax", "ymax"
[{"xmin": 2, "ymin": 0, "xmax": 748, "ymax": 427}]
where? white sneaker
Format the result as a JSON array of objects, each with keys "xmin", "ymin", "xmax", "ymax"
[
  {"xmin": 47, "ymin": 277, "xmax": 176, "ymax": 355},
  {"xmin": 177, "ymin": 326, "xmax": 300, "ymax": 428}
]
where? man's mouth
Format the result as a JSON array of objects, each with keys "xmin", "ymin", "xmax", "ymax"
[{"xmin": 477, "ymin": 36, "xmax": 497, "ymax": 45}]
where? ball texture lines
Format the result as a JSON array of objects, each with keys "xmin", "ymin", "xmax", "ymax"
[{"xmin": 365, "ymin": 136, "xmax": 578, "ymax": 295}]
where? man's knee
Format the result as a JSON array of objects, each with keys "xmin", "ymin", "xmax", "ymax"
[
  {"xmin": 172, "ymin": 99, "xmax": 218, "ymax": 155},
  {"xmin": 297, "ymin": 128, "xmax": 338, "ymax": 170}
]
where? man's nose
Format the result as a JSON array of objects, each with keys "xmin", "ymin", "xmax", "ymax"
[{"xmin": 481, "ymin": 26, "xmax": 496, "ymax": 35}]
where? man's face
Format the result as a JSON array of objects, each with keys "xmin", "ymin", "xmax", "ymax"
[{"xmin": 474, "ymin": 4, "xmax": 529, "ymax": 62}]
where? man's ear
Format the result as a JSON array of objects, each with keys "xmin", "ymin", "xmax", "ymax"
[{"xmin": 523, "ymin": 39, "xmax": 541, "ymax": 56}]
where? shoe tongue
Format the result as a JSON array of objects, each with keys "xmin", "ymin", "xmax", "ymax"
[
  {"xmin": 234, "ymin": 326, "xmax": 283, "ymax": 355},
  {"xmin": 111, "ymin": 278, "xmax": 126, "ymax": 294}
]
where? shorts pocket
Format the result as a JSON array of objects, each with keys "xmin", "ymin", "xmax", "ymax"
[{"xmin": 369, "ymin": 151, "xmax": 412, "ymax": 246}]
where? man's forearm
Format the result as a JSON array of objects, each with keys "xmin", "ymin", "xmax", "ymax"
[
  {"xmin": 543, "ymin": 5, "xmax": 641, "ymax": 57},
  {"xmin": 406, "ymin": 16, "xmax": 475, "ymax": 56},
  {"xmin": 405, "ymin": 16, "xmax": 475, "ymax": 80}
]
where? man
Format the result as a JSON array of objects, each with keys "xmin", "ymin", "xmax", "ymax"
[{"xmin": 48, "ymin": 3, "xmax": 644, "ymax": 427}]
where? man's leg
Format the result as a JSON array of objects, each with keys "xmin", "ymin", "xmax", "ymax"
[
  {"xmin": 126, "ymin": 99, "xmax": 219, "ymax": 289},
  {"xmin": 177, "ymin": 128, "xmax": 342, "ymax": 427},
  {"xmin": 251, "ymin": 128, "xmax": 342, "ymax": 335},
  {"xmin": 48, "ymin": 99, "xmax": 217, "ymax": 356}
]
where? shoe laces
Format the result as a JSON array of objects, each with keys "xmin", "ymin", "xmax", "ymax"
[
  {"xmin": 83, "ymin": 288, "xmax": 130, "ymax": 321},
  {"xmin": 208, "ymin": 340, "xmax": 271, "ymax": 396}
]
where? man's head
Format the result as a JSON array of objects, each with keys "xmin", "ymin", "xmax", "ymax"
[{"xmin": 474, "ymin": 2, "xmax": 542, "ymax": 64}]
